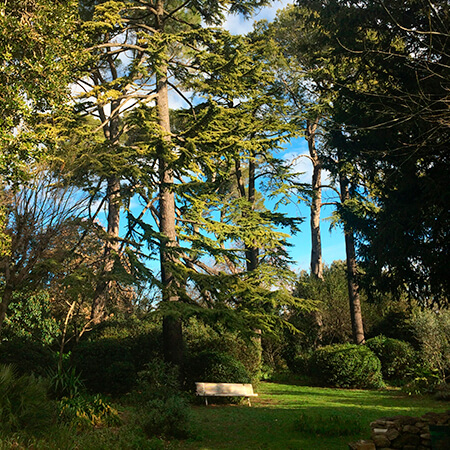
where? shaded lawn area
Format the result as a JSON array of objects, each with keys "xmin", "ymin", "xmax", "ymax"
[{"xmin": 184, "ymin": 382, "xmax": 448, "ymax": 449}]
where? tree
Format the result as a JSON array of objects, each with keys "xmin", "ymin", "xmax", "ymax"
[
  {"xmin": 0, "ymin": 168, "xmax": 90, "ymax": 334},
  {"xmin": 296, "ymin": 0, "xmax": 450, "ymax": 305},
  {"xmin": 0, "ymin": 0, "xmax": 83, "ymax": 182}
]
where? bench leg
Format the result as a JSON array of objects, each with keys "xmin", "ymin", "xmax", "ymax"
[
  {"xmin": 205, "ymin": 397, "xmax": 208, "ymax": 406},
  {"xmin": 248, "ymin": 397, "xmax": 251, "ymax": 407}
]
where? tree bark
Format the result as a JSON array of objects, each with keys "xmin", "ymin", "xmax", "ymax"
[
  {"xmin": 156, "ymin": 0, "xmax": 183, "ymax": 366},
  {"xmin": 307, "ymin": 118, "xmax": 323, "ymax": 280},
  {"xmin": 90, "ymin": 99, "xmax": 122, "ymax": 323},
  {"xmin": 339, "ymin": 175, "xmax": 365, "ymax": 345}
]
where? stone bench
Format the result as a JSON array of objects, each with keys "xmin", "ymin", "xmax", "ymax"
[{"xmin": 195, "ymin": 382, "xmax": 258, "ymax": 406}]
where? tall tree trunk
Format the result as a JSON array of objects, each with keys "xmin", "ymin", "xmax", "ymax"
[
  {"xmin": 91, "ymin": 100, "xmax": 122, "ymax": 323},
  {"xmin": 339, "ymin": 175, "xmax": 365, "ymax": 345},
  {"xmin": 306, "ymin": 118, "xmax": 323, "ymax": 346},
  {"xmin": 307, "ymin": 118, "xmax": 323, "ymax": 280},
  {"xmin": 156, "ymin": 0, "xmax": 183, "ymax": 366}
]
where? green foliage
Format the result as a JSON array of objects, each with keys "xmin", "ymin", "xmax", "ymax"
[
  {"xmin": 71, "ymin": 339, "xmax": 136, "ymax": 395},
  {"xmin": 57, "ymin": 394, "xmax": 121, "ymax": 430},
  {"xmin": 3, "ymin": 291, "xmax": 60, "ymax": 345},
  {"xmin": 184, "ymin": 318, "xmax": 262, "ymax": 382},
  {"xmin": 309, "ymin": 344, "xmax": 383, "ymax": 389},
  {"xmin": 133, "ymin": 359, "xmax": 180, "ymax": 402},
  {"xmin": 0, "ymin": 364, "xmax": 53, "ymax": 435},
  {"xmin": 138, "ymin": 396, "xmax": 193, "ymax": 440},
  {"xmin": 186, "ymin": 350, "xmax": 251, "ymax": 387},
  {"xmin": 365, "ymin": 335, "xmax": 418, "ymax": 383},
  {"xmin": 409, "ymin": 309, "xmax": 450, "ymax": 381},
  {"xmin": 131, "ymin": 359, "xmax": 193, "ymax": 440},
  {"xmin": 47, "ymin": 364, "xmax": 84, "ymax": 400},
  {"xmin": 0, "ymin": 339, "xmax": 53, "ymax": 377}
]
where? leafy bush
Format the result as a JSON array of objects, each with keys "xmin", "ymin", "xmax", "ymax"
[
  {"xmin": 409, "ymin": 309, "xmax": 450, "ymax": 381},
  {"xmin": 0, "ymin": 364, "xmax": 54, "ymax": 435},
  {"xmin": 57, "ymin": 394, "xmax": 121, "ymax": 429},
  {"xmin": 186, "ymin": 350, "xmax": 251, "ymax": 387},
  {"xmin": 133, "ymin": 359, "xmax": 180, "ymax": 402},
  {"xmin": 365, "ymin": 335, "xmax": 418, "ymax": 382},
  {"xmin": 184, "ymin": 318, "xmax": 261, "ymax": 381},
  {"xmin": 0, "ymin": 339, "xmax": 54, "ymax": 377},
  {"xmin": 309, "ymin": 344, "xmax": 383, "ymax": 389},
  {"xmin": 47, "ymin": 364, "xmax": 84, "ymax": 399},
  {"xmin": 71, "ymin": 339, "xmax": 136, "ymax": 394},
  {"xmin": 138, "ymin": 396, "xmax": 192, "ymax": 439}
]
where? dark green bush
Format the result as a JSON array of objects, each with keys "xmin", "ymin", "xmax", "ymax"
[
  {"xmin": 309, "ymin": 344, "xmax": 383, "ymax": 389},
  {"xmin": 0, "ymin": 364, "xmax": 54, "ymax": 435},
  {"xmin": 71, "ymin": 339, "xmax": 136, "ymax": 395},
  {"xmin": 0, "ymin": 339, "xmax": 54, "ymax": 377},
  {"xmin": 138, "ymin": 395, "xmax": 192, "ymax": 439},
  {"xmin": 186, "ymin": 350, "xmax": 251, "ymax": 388},
  {"xmin": 366, "ymin": 335, "xmax": 418, "ymax": 382},
  {"xmin": 133, "ymin": 359, "xmax": 180, "ymax": 402},
  {"xmin": 184, "ymin": 318, "xmax": 261, "ymax": 382}
]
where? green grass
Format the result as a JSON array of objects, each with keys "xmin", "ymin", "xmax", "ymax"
[
  {"xmin": 0, "ymin": 382, "xmax": 447, "ymax": 449},
  {"xmin": 184, "ymin": 382, "xmax": 448, "ymax": 449}
]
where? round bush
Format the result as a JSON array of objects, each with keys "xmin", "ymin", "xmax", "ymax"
[
  {"xmin": 186, "ymin": 350, "xmax": 251, "ymax": 387},
  {"xmin": 309, "ymin": 343, "xmax": 383, "ymax": 389},
  {"xmin": 366, "ymin": 335, "xmax": 418, "ymax": 382}
]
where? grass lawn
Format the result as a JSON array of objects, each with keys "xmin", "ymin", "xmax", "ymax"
[{"xmin": 183, "ymin": 382, "xmax": 448, "ymax": 449}]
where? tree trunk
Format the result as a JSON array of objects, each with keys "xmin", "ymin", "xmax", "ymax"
[
  {"xmin": 339, "ymin": 175, "xmax": 365, "ymax": 345},
  {"xmin": 156, "ymin": 0, "xmax": 183, "ymax": 366},
  {"xmin": 91, "ymin": 100, "xmax": 122, "ymax": 323},
  {"xmin": 307, "ymin": 118, "xmax": 323, "ymax": 280}
]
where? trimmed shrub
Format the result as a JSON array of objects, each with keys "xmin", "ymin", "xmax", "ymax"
[
  {"xmin": 366, "ymin": 335, "xmax": 418, "ymax": 383},
  {"xmin": 309, "ymin": 344, "xmax": 383, "ymax": 389},
  {"xmin": 184, "ymin": 318, "xmax": 261, "ymax": 382},
  {"xmin": 186, "ymin": 350, "xmax": 251, "ymax": 388},
  {"xmin": 0, "ymin": 364, "xmax": 54, "ymax": 435}
]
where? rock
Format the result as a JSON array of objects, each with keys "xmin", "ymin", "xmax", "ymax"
[
  {"xmin": 385, "ymin": 428, "xmax": 400, "ymax": 441},
  {"xmin": 420, "ymin": 433, "xmax": 431, "ymax": 440},
  {"xmin": 372, "ymin": 434, "xmax": 391, "ymax": 447},
  {"xmin": 348, "ymin": 440, "xmax": 376, "ymax": 450},
  {"xmin": 403, "ymin": 425, "xmax": 420, "ymax": 433}
]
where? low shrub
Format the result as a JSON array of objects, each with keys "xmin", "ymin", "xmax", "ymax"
[
  {"xmin": 47, "ymin": 364, "xmax": 84, "ymax": 399},
  {"xmin": 365, "ymin": 335, "xmax": 418, "ymax": 383},
  {"xmin": 57, "ymin": 394, "xmax": 121, "ymax": 429},
  {"xmin": 309, "ymin": 343, "xmax": 383, "ymax": 389},
  {"xmin": 138, "ymin": 396, "xmax": 192, "ymax": 439},
  {"xmin": 0, "ymin": 364, "xmax": 54, "ymax": 435},
  {"xmin": 133, "ymin": 359, "xmax": 180, "ymax": 403}
]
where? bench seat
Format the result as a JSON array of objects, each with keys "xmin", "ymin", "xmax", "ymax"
[{"xmin": 195, "ymin": 382, "xmax": 258, "ymax": 406}]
